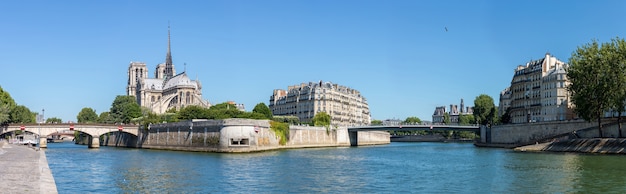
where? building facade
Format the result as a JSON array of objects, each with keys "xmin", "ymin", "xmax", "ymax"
[
  {"xmin": 498, "ymin": 87, "xmax": 512, "ymax": 117},
  {"xmin": 126, "ymin": 27, "xmax": 211, "ymax": 114},
  {"xmin": 269, "ymin": 81, "xmax": 371, "ymax": 126},
  {"xmin": 503, "ymin": 53, "xmax": 573, "ymax": 123},
  {"xmin": 432, "ymin": 99, "xmax": 474, "ymax": 124}
]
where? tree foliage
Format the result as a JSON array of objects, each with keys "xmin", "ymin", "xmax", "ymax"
[
  {"xmin": 178, "ymin": 105, "xmax": 209, "ymax": 120},
  {"xmin": 473, "ymin": 94, "xmax": 497, "ymax": 126},
  {"xmin": 46, "ymin": 117, "xmax": 63, "ymax": 124},
  {"xmin": 312, "ymin": 112, "xmax": 331, "ymax": 127},
  {"xmin": 0, "ymin": 103, "xmax": 9, "ymax": 124},
  {"xmin": 404, "ymin": 116, "xmax": 421, "ymax": 124},
  {"xmin": 252, "ymin": 102, "xmax": 272, "ymax": 119},
  {"xmin": 499, "ymin": 107, "xmax": 512, "ymax": 124},
  {"xmin": 270, "ymin": 121, "xmax": 289, "ymax": 145},
  {"xmin": 10, "ymin": 105, "xmax": 35, "ymax": 124},
  {"xmin": 443, "ymin": 113, "xmax": 451, "ymax": 125},
  {"xmin": 109, "ymin": 95, "xmax": 142, "ymax": 124},
  {"xmin": 370, "ymin": 119, "xmax": 383, "ymax": 125},
  {"xmin": 0, "ymin": 86, "xmax": 16, "ymax": 124},
  {"xmin": 567, "ymin": 38, "xmax": 626, "ymax": 137},
  {"xmin": 458, "ymin": 114, "xmax": 475, "ymax": 125},
  {"xmin": 98, "ymin": 112, "xmax": 114, "ymax": 124},
  {"xmin": 77, "ymin": 107, "xmax": 98, "ymax": 123},
  {"xmin": 272, "ymin": 116, "xmax": 300, "ymax": 124},
  {"xmin": 176, "ymin": 102, "xmax": 274, "ymax": 121}
]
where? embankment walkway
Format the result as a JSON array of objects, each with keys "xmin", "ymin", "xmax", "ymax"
[
  {"xmin": 0, "ymin": 141, "xmax": 57, "ymax": 194},
  {"xmin": 514, "ymin": 138, "xmax": 626, "ymax": 154}
]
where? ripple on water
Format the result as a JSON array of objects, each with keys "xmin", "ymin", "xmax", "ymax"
[{"xmin": 45, "ymin": 142, "xmax": 626, "ymax": 193}]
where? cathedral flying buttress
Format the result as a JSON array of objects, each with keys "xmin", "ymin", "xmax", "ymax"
[{"xmin": 126, "ymin": 26, "xmax": 211, "ymax": 114}]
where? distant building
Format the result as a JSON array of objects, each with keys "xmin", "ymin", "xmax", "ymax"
[
  {"xmin": 432, "ymin": 106, "xmax": 446, "ymax": 123},
  {"xmin": 382, "ymin": 119, "xmax": 402, "ymax": 126},
  {"xmin": 501, "ymin": 53, "xmax": 573, "ymax": 123},
  {"xmin": 227, "ymin": 101, "xmax": 246, "ymax": 112},
  {"xmin": 127, "ymin": 26, "xmax": 211, "ymax": 114},
  {"xmin": 269, "ymin": 81, "xmax": 371, "ymax": 126},
  {"xmin": 432, "ymin": 99, "xmax": 473, "ymax": 124},
  {"xmin": 499, "ymin": 87, "xmax": 512, "ymax": 117}
]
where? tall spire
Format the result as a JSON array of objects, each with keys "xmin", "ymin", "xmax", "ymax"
[{"xmin": 164, "ymin": 22, "xmax": 174, "ymax": 80}]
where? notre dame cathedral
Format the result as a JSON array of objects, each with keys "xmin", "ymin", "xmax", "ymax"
[{"xmin": 126, "ymin": 27, "xmax": 211, "ymax": 114}]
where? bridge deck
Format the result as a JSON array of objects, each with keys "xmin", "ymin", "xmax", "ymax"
[{"xmin": 348, "ymin": 125, "xmax": 479, "ymax": 132}]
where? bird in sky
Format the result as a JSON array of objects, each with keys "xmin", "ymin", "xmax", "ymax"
[{"xmin": 445, "ymin": 27, "xmax": 448, "ymax": 32}]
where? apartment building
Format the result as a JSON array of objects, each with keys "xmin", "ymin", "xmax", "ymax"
[
  {"xmin": 504, "ymin": 53, "xmax": 573, "ymax": 123},
  {"xmin": 269, "ymin": 81, "xmax": 371, "ymax": 126}
]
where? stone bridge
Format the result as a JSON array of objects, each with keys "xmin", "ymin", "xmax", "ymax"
[
  {"xmin": 0, "ymin": 124, "xmax": 139, "ymax": 148},
  {"xmin": 348, "ymin": 124, "xmax": 479, "ymax": 132}
]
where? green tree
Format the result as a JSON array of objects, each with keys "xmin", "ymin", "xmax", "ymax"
[
  {"xmin": 210, "ymin": 102, "xmax": 238, "ymax": 110},
  {"xmin": 142, "ymin": 112, "xmax": 162, "ymax": 130},
  {"xmin": 98, "ymin": 112, "xmax": 113, "ymax": 124},
  {"xmin": 270, "ymin": 121, "xmax": 290, "ymax": 145},
  {"xmin": 46, "ymin": 117, "xmax": 63, "ymax": 124},
  {"xmin": 272, "ymin": 115, "xmax": 300, "ymax": 124},
  {"xmin": 77, "ymin": 107, "xmax": 98, "ymax": 123},
  {"xmin": 201, "ymin": 102, "xmax": 245, "ymax": 119},
  {"xmin": 370, "ymin": 119, "xmax": 383, "ymax": 125},
  {"xmin": 499, "ymin": 107, "xmax": 512, "ymax": 124},
  {"xmin": 0, "ymin": 103, "xmax": 9, "ymax": 124},
  {"xmin": 0, "ymin": 86, "xmax": 16, "ymax": 124},
  {"xmin": 567, "ymin": 39, "xmax": 617, "ymax": 137},
  {"xmin": 404, "ymin": 116, "xmax": 421, "ymax": 124},
  {"xmin": 252, "ymin": 102, "xmax": 272, "ymax": 119},
  {"xmin": 178, "ymin": 105, "xmax": 209, "ymax": 120},
  {"xmin": 109, "ymin": 95, "xmax": 142, "ymax": 124},
  {"xmin": 458, "ymin": 114, "xmax": 475, "ymax": 125},
  {"xmin": 10, "ymin": 105, "xmax": 35, "ymax": 123},
  {"xmin": 161, "ymin": 113, "xmax": 178, "ymax": 123},
  {"xmin": 605, "ymin": 38, "xmax": 626, "ymax": 137},
  {"xmin": 443, "ymin": 113, "xmax": 451, "ymax": 124},
  {"xmin": 473, "ymin": 94, "xmax": 497, "ymax": 126},
  {"xmin": 312, "ymin": 112, "xmax": 331, "ymax": 127}
]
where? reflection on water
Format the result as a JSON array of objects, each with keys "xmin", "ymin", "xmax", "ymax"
[{"xmin": 45, "ymin": 142, "xmax": 626, "ymax": 193}]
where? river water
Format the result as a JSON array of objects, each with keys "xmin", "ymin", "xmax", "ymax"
[{"xmin": 45, "ymin": 142, "xmax": 626, "ymax": 193}]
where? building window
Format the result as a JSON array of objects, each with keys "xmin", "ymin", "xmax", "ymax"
[{"xmin": 186, "ymin": 92, "xmax": 191, "ymax": 104}]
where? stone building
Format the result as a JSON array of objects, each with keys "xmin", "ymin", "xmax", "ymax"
[
  {"xmin": 269, "ymin": 81, "xmax": 371, "ymax": 126},
  {"xmin": 432, "ymin": 106, "xmax": 446, "ymax": 123},
  {"xmin": 126, "ymin": 27, "xmax": 211, "ymax": 114},
  {"xmin": 432, "ymin": 98, "xmax": 474, "ymax": 124},
  {"xmin": 502, "ymin": 53, "xmax": 573, "ymax": 123},
  {"xmin": 432, "ymin": 99, "xmax": 473, "ymax": 124},
  {"xmin": 499, "ymin": 87, "xmax": 512, "ymax": 117}
]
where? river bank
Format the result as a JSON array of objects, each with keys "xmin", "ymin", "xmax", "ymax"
[
  {"xmin": 514, "ymin": 138, "xmax": 626, "ymax": 154},
  {"xmin": 0, "ymin": 140, "xmax": 58, "ymax": 194}
]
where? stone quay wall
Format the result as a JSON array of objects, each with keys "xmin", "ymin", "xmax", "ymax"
[
  {"xmin": 487, "ymin": 120, "xmax": 597, "ymax": 145},
  {"xmin": 102, "ymin": 119, "xmax": 390, "ymax": 152}
]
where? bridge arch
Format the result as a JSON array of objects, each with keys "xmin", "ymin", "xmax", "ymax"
[{"xmin": 0, "ymin": 124, "xmax": 139, "ymax": 148}]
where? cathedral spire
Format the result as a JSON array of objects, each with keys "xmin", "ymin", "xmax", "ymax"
[{"xmin": 164, "ymin": 22, "xmax": 174, "ymax": 80}]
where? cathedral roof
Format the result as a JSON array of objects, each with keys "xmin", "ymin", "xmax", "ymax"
[
  {"xmin": 163, "ymin": 73, "xmax": 198, "ymax": 90},
  {"xmin": 144, "ymin": 78, "xmax": 164, "ymax": 90}
]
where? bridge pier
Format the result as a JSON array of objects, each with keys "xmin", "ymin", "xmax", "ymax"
[
  {"xmin": 39, "ymin": 137, "xmax": 47, "ymax": 148},
  {"xmin": 88, "ymin": 137, "xmax": 100, "ymax": 148},
  {"xmin": 349, "ymin": 131, "xmax": 358, "ymax": 146}
]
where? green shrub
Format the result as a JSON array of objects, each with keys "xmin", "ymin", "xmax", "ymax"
[{"xmin": 270, "ymin": 121, "xmax": 289, "ymax": 145}]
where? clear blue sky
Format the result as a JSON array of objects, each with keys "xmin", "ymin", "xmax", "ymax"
[{"xmin": 1, "ymin": 1, "xmax": 625, "ymax": 123}]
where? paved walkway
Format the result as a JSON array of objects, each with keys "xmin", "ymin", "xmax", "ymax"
[{"xmin": 0, "ymin": 141, "xmax": 57, "ymax": 194}]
